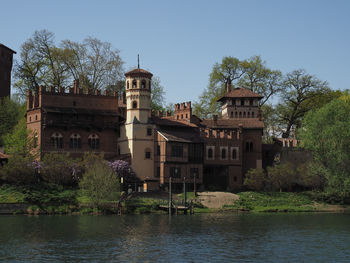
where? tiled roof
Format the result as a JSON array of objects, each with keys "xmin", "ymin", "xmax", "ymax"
[
  {"xmin": 125, "ymin": 68, "xmax": 153, "ymax": 77},
  {"xmin": 157, "ymin": 129, "xmax": 204, "ymax": 143},
  {"xmin": 153, "ymin": 116, "xmax": 199, "ymax": 128},
  {"xmin": 201, "ymin": 118, "xmax": 264, "ymax": 129},
  {"xmin": 217, "ymin": 87, "xmax": 263, "ymax": 101}
]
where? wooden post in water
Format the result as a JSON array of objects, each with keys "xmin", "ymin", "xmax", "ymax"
[
  {"xmin": 169, "ymin": 176, "xmax": 172, "ymax": 215},
  {"xmin": 183, "ymin": 177, "xmax": 187, "ymax": 206}
]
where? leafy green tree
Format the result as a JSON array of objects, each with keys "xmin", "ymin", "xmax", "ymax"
[
  {"xmin": 299, "ymin": 96, "xmax": 350, "ymax": 197},
  {"xmin": 13, "ymin": 30, "xmax": 124, "ymax": 96},
  {"xmin": 0, "ymin": 97, "xmax": 24, "ymax": 146},
  {"xmin": 194, "ymin": 56, "xmax": 246, "ymax": 117},
  {"xmin": 79, "ymin": 161, "xmax": 120, "ymax": 206},
  {"xmin": 150, "ymin": 76, "xmax": 166, "ymax": 112},
  {"xmin": 238, "ymin": 56, "xmax": 282, "ymax": 106},
  {"xmin": 244, "ymin": 168, "xmax": 267, "ymax": 191},
  {"xmin": 267, "ymin": 163, "xmax": 296, "ymax": 192},
  {"xmin": 276, "ymin": 69, "xmax": 329, "ymax": 137},
  {"xmin": 3, "ymin": 118, "xmax": 36, "ymax": 155},
  {"xmin": 193, "ymin": 56, "xmax": 282, "ymax": 118}
]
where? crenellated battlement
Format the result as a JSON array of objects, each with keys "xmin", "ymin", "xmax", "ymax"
[
  {"xmin": 27, "ymin": 80, "xmax": 121, "ymax": 111},
  {"xmin": 174, "ymin": 101, "xmax": 192, "ymax": 120}
]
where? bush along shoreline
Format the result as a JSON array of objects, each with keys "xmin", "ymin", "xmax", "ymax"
[{"xmin": 0, "ymin": 184, "xmax": 349, "ymax": 215}]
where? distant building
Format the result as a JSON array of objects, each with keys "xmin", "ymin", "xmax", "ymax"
[
  {"xmin": 0, "ymin": 44, "xmax": 16, "ymax": 99},
  {"xmin": 27, "ymin": 67, "xmax": 264, "ymax": 192}
]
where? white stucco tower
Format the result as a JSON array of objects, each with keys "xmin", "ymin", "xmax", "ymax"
[{"xmin": 119, "ymin": 67, "xmax": 155, "ymax": 184}]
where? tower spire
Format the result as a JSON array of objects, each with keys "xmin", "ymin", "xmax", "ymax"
[{"xmin": 138, "ymin": 54, "xmax": 140, "ymax": 69}]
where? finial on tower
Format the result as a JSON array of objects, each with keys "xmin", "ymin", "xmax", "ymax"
[{"xmin": 138, "ymin": 54, "xmax": 140, "ymax": 69}]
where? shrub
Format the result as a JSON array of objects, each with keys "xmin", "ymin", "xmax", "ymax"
[
  {"xmin": 0, "ymin": 154, "xmax": 37, "ymax": 184},
  {"xmin": 79, "ymin": 160, "xmax": 120, "ymax": 207},
  {"xmin": 267, "ymin": 163, "xmax": 296, "ymax": 192},
  {"xmin": 244, "ymin": 168, "xmax": 267, "ymax": 191}
]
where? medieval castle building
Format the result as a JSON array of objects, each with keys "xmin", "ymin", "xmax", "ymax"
[{"xmin": 26, "ymin": 67, "xmax": 264, "ymax": 191}]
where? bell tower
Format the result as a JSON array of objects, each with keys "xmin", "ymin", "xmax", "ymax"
[
  {"xmin": 118, "ymin": 65, "xmax": 155, "ymax": 188},
  {"xmin": 125, "ymin": 67, "xmax": 153, "ymax": 124}
]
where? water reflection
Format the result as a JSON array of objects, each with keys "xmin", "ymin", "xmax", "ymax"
[{"xmin": 0, "ymin": 213, "xmax": 350, "ymax": 262}]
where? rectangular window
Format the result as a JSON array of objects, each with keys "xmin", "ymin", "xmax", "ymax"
[
  {"xmin": 156, "ymin": 167, "xmax": 160, "ymax": 178},
  {"xmin": 145, "ymin": 151, "xmax": 151, "ymax": 159},
  {"xmin": 147, "ymin": 128, "xmax": 152, "ymax": 136},
  {"xmin": 171, "ymin": 145, "xmax": 183, "ymax": 157},
  {"xmin": 190, "ymin": 168, "xmax": 199, "ymax": 179},
  {"xmin": 188, "ymin": 143, "xmax": 204, "ymax": 163},
  {"xmin": 170, "ymin": 167, "xmax": 181, "ymax": 178},
  {"xmin": 157, "ymin": 145, "xmax": 160, "ymax": 156}
]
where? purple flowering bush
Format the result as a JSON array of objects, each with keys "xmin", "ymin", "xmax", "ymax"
[{"xmin": 109, "ymin": 160, "xmax": 135, "ymax": 181}]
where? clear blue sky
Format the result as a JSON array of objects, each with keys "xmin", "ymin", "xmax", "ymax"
[{"xmin": 1, "ymin": 0, "xmax": 350, "ymax": 105}]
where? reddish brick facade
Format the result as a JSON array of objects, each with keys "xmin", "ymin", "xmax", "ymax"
[
  {"xmin": 27, "ymin": 68, "xmax": 264, "ymax": 191},
  {"xmin": 0, "ymin": 44, "xmax": 16, "ymax": 99},
  {"xmin": 27, "ymin": 82, "xmax": 124, "ymax": 159}
]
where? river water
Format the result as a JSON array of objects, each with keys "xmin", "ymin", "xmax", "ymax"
[{"xmin": 0, "ymin": 213, "xmax": 349, "ymax": 262}]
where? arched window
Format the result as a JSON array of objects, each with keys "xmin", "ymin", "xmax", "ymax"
[
  {"xmin": 243, "ymin": 112, "xmax": 246, "ymax": 117},
  {"xmin": 246, "ymin": 141, "xmax": 250, "ymax": 152},
  {"xmin": 241, "ymin": 99, "xmax": 244, "ymax": 106},
  {"xmin": 132, "ymin": 101, "xmax": 137, "ymax": 109},
  {"xmin": 51, "ymin": 132, "xmax": 63, "ymax": 149},
  {"xmin": 248, "ymin": 112, "xmax": 250, "ymax": 118},
  {"xmin": 70, "ymin": 134, "xmax": 81, "ymax": 149},
  {"xmin": 252, "ymin": 112, "xmax": 255, "ymax": 118},
  {"xmin": 141, "ymin": 80, "xmax": 146, "ymax": 89},
  {"xmin": 132, "ymin": 79, "xmax": 137, "ymax": 88},
  {"xmin": 239, "ymin": 112, "xmax": 242, "ymax": 118},
  {"xmin": 232, "ymin": 148, "xmax": 237, "ymax": 160},
  {"xmin": 208, "ymin": 148, "xmax": 213, "ymax": 159},
  {"xmin": 221, "ymin": 148, "xmax": 226, "ymax": 159},
  {"xmin": 88, "ymin": 134, "xmax": 99, "ymax": 149},
  {"xmin": 235, "ymin": 112, "xmax": 238, "ymax": 117},
  {"xmin": 127, "ymin": 81, "xmax": 129, "ymax": 89},
  {"xmin": 250, "ymin": 142, "xmax": 254, "ymax": 152},
  {"xmin": 230, "ymin": 112, "xmax": 233, "ymax": 118},
  {"xmin": 250, "ymin": 99, "xmax": 253, "ymax": 106}
]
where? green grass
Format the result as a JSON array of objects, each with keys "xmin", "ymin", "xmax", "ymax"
[{"xmin": 229, "ymin": 191, "xmax": 316, "ymax": 212}]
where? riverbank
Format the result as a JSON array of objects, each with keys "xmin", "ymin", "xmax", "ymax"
[{"xmin": 0, "ymin": 184, "xmax": 349, "ymax": 215}]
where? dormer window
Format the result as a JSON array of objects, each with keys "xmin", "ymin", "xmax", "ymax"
[{"xmin": 132, "ymin": 80, "xmax": 137, "ymax": 88}]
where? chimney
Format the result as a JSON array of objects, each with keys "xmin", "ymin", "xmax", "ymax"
[
  {"xmin": 226, "ymin": 78, "xmax": 231, "ymax": 93},
  {"xmin": 73, "ymin": 79, "xmax": 79, "ymax": 94}
]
